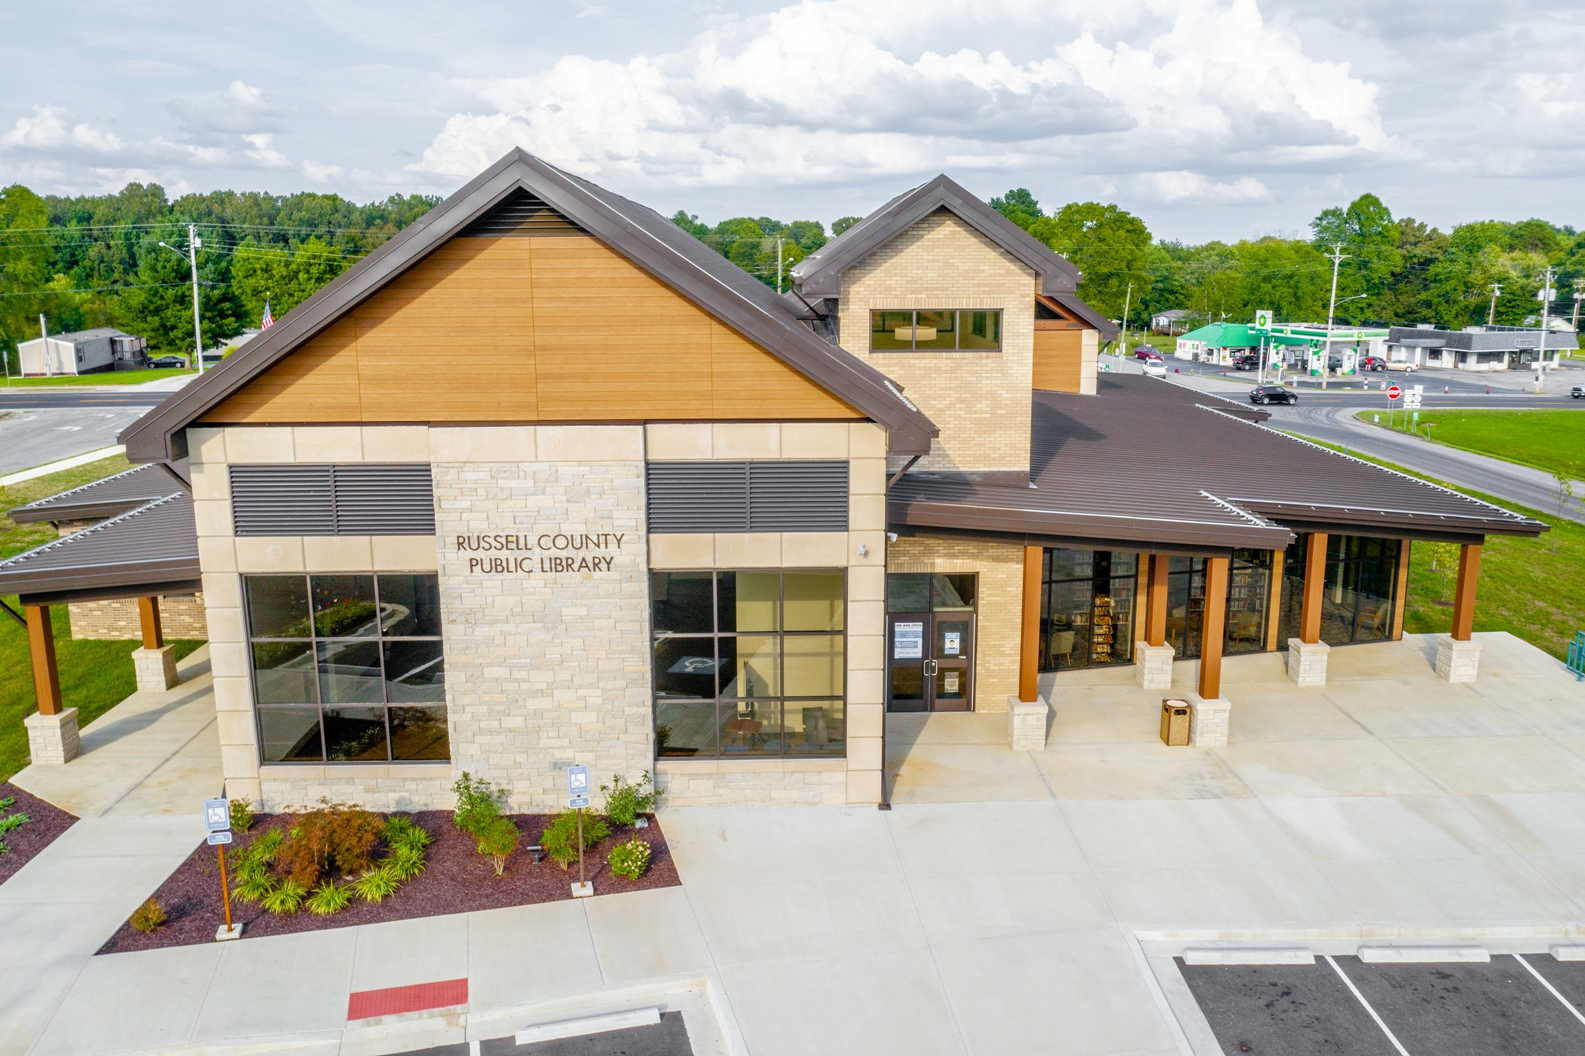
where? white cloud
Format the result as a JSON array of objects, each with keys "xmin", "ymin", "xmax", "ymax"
[
  {"xmin": 1137, "ymin": 171, "xmax": 1272, "ymax": 202},
  {"xmin": 414, "ymin": 0, "xmax": 1389, "ymax": 197},
  {"xmin": 1, "ymin": 106, "xmax": 125, "ymax": 155},
  {"xmin": 167, "ymin": 80, "xmax": 280, "ymax": 135},
  {"xmin": 302, "ymin": 159, "xmax": 344, "ymax": 182}
]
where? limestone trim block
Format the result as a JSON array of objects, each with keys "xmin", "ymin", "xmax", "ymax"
[
  {"xmin": 371, "ymin": 535, "xmax": 440, "ymax": 571},
  {"xmin": 846, "ymin": 768, "xmax": 882, "ymax": 806},
  {"xmin": 188, "ymin": 427, "xmax": 227, "ymax": 465},
  {"xmin": 537, "ymin": 425, "xmax": 643, "ymax": 462},
  {"xmin": 1286, "ymin": 639, "xmax": 1330, "ymax": 686},
  {"xmin": 303, "ymin": 535, "xmax": 374, "ymax": 571},
  {"xmin": 1008, "ymin": 695, "xmax": 1049, "ymax": 751},
  {"xmin": 781, "ymin": 422, "xmax": 849, "ymax": 459},
  {"xmin": 189, "ymin": 462, "xmax": 230, "ymax": 501},
  {"xmin": 291, "ymin": 426, "xmax": 363, "ymax": 463},
  {"xmin": 224, "ymin": 427, "xmax": 295, "ymax": 463},
  {"xmin": 712, "ymin": 422, "xmax": 780, "ymax": 459},
  {"xmin": 25, "ymin": 708, "xmax": 80, "ymax": 765},
  {"xmin": 235, "ymin": 536, "xmax": 306, "ymax": 573},
  {"xmin": 1435, "ymin": 635, "xmax": 1481, "ymax": 683},
  {"xmin": 430, "ymin": 426, "xmax": 536, "ymax": 463},
  {"xmin": 644, "ymin": 423, "xmax": 712, "ymax": 460},
  {"xmin": 1134, "ymin": 643, "xmax": 1175, "ymax": 690},
  {"xmin": 193, "ymin": 499, "xmax": 234, "ymax": 538},
  {"xmin": 132, "ymin": 645, "xmax": 179, "ymax": 692},
  {"xmin": 360, "ymin": 426, "xmax": 431, "ymax": 462},
  {"xmin": 647, "ymin": 533, "xmax": 713, "ymax": 568},
  {"xmin": 1187, "ymin": 693, "xmax": 1230, "ymax": 748}
]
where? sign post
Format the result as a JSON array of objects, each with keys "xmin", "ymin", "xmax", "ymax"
[
  {"xmin": 567, "ymin": 766, "xmax": 593, "ymax": 898},
  {"xmin": 204, "ymin": 797, "xmax": 241, "ymax": 940},
  {"xmin": 1386, "ymin": 384, "xmax": 1401, "ymax": 428}
]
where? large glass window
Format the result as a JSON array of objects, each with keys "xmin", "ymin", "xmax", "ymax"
[
  {"xmin": 1166, "ymin": 550, "xmax": 1273, "ymax": 659},
  {"xmin": 652, "ymin": 570, "xmax": 845, "ymax": 758},
  {"xmin": 870, "ymin": 310, "xmax": 1002, "ymax": 352},
  {"xmin": 246, "ymin": 573, "xmax": 448, "ymax": 763},
  {"xmin": 1039, "ymin": 549, "xmax": 1137, "ymax": 671},
  {"xmin": 1278, "ymin": 534, "xmax": 1402, "ymax": 647}
]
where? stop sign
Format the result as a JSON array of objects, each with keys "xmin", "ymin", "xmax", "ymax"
[{"xmin": 1387, "ymin": 385, "xmax": 1402, "ymax": 400}]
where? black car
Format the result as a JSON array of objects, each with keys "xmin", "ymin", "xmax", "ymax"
[
  {"xmin": 1361, "ymin": 356, "xmax": 1387, "ymax": 371},
  {"xmin": 1249, "ymin": 385, "xmax": 1297, "ymax": 405},
  {"xmin": 148, "ymin": 355, "xmax": 187, "ymax": 369},
  {"xmin": 1231, "ymin": 353, "xmax": 1260, "ymax": 370}
]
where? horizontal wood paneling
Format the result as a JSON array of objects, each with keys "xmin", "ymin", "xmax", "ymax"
[
  {"xmin": 1032, "ymin": 329, "xmax": 1083, "ymax": 393},
  {"xmin": 202, "ymin": 235, "xmax": 863, "ymax": 426}
]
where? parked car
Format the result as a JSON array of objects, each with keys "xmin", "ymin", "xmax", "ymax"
[
  {"xmin": 1361, "ymin": 356, "xmax": 1387, "ymax": 371},
  {"xmin": 1573, "ymin": 385, "xmax": 1584, "ymax": 399},
  {"xmin": 1132, "ymin": 346, "xmax": 1163, "ymax": 362},
  {"xmin": 1249, "ymin": 385, "xmax": 1297, "ymax": 405},
  {"xmin": 1142, "ymin": 358, "xmax": 1167, "ymax": 377},
  {"xmin": 1326, "ymin": 354, "xmax": 1344, "ymax": 371},
  {"xmin": 148, "ymin": 355, "xmax": 187, "ymax": 369},
  {"xmin": 1231, "ymin": 353, "xmax": 1260, "ymax": 371}
]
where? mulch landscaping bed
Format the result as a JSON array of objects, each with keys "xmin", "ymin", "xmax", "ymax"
[
  {"xmin": 97, "ymin": 810, "xmax": 678, "ymax": 955},
  {"xmin": 0, "ymin": 781, "xmax": 77, "ymax": 886}
]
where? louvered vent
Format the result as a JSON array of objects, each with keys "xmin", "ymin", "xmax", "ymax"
[
  {"xmin": 647, "ymin": 461, "xmax": 848, "ymax": 533},
  {"xmin": 332, "ymin": 464, "xmax": 436, "ymax": 535},
  {"xmin": 230, "ymin": 465, "xmax": 334, "ymax": 535},
  {"xmin": 460, "ymin": 187, "xmax": 583, "ymax": 237},
  {"xmin": 749, "ymin": 461, "xmax": 849, "ymax": 531},
  {"xmin": 230, "ymin": 464, "xmax": 435, "ymax": 536}
]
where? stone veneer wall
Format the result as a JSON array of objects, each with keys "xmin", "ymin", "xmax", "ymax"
[
  {"xmin": 887, "ymin": 535, "xmax": 1025, "ymax": 712},
  {"xmin": 645, "ymin": 421, "xmax": 889, "ymax": 807},
  {"xmin": 190, "ymin": 420, "xmax": 886, "ymax": 812},
  {"xmin": 838, "ymin": 211, "xmax": 1038, "ymax": 474},
  {"xmin": 66, "ymin": 595, "xmax": 209, "ymax": 640}
]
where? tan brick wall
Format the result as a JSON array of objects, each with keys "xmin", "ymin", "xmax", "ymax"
[
  {"xmin": 67, "ymin": 595, "xmax": 209, "ymax": 640},
  {"xmin": 887, "ymin": 535, "xmax": 1025, "ymax": 712},
  {"xmin": 839, "ymin": 212, "xmax": 1037, "ymax": 473}
]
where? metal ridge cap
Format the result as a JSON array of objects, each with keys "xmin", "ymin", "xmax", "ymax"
[
  {"xmin": 890, "ymin": 494, "xmax": 1290, "ymax": 533},
  {"xmin": 0, "ymin": 493, "xmax": 188, "ymax": 570},
  {"xmin": 9, "ymin": 463, "xmax": 150, "ymax": 511}
]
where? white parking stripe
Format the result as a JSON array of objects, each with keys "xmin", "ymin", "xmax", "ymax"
[
  {"xmin": 1325, "ymin": 955, "xmax": 1413, "ymax": 1056},
  {"xmin": 1514, "ymin": 954, "xmax": 1585, "ymax": 1030}
]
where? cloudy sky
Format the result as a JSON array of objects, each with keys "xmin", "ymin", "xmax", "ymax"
[{"xmin": 1, "ymin": 0, "xmax": 1580, "ymax": 242}]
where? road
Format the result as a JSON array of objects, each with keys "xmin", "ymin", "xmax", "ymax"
[
  {"xmin": 0, "ymin": 407, "xmax": 145, "ymax": 475},
  {"xmin": 0, "ymin": 390, "xmax": 168, "ymax": 409}
]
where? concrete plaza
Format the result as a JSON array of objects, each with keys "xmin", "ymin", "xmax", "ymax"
[{"xmin": 4, "ymin": 632, "xmax": 1585, "ymax": 1054}]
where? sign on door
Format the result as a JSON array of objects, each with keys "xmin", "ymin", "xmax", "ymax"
[{"xmin": 894, "ymin": 622, "xmax": 924, "ymax": 659}]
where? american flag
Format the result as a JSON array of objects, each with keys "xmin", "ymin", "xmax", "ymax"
[{"xmin": 261, "ymin": 296, "xmax": 274, "ymax": 331}]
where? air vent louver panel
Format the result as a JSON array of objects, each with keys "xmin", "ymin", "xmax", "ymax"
[
  {"xmin": 229, "ymin": 465, "xmax": 334, "ymax": 536},
  {"xmin": 749, "ymin": 461, "xmax": 849, "ymax": 532},
  {"xmin": 460, "ymin": 187, "xmax": 584, "ymax": 237},
  {"xmin": 230, "ymin": 464, "xmax": 435, "ymax": 537},
  {"xmin": 647, "ymin": 460, "xmax": 848, "ymax": 534}
]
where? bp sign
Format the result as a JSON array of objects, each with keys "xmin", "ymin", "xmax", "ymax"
[{"xmin": 1253, "ymin": 309, "xmax": 1274, "ymax": 329}]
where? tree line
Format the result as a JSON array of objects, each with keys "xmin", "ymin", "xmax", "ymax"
[
  {"xmin": 0, "ymin": 183, "xmax": 437, "ymax": 369},
  {"xmin": 5, "ymin": 175, "xmax": 1580, "ymax": 371}
]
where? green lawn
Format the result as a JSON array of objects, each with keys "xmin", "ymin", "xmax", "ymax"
[
  {"xmin": 1360, "ymin": 408, "xmax": 1585, "ymax": 481},
  {"xmin": 1, "ymin": 367, "xmax": 196, "ymax": 388},
  {"xmin": 1, "ymin": 456, "xmax": 204, "ymax": 782},
  {"xmin": 1290, "ymin": 434, "xmax": 1584, "ymax": 660}
]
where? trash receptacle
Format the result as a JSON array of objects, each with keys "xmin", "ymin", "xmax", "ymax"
[{"xmin": 1160, "ymin": 699, "xmax": 1190, "ymax": 746}]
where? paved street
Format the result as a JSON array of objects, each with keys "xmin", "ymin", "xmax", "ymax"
[{"xmin": 0, "ymin": 408, "xmax": 143, "ymax": 475}]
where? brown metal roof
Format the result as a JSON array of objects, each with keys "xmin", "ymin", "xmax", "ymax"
[
  {"xmin": 889, "ymin": 375, "xmax": 1547, "ymax": 552},
  {"xmin": 119, "ymin": 149, "xmax": 938, "ymax": 462},
  {"xmin": 8, "ymin": 462, "xmax": 187, "ymax": 524},
  {"xmin": 0, "ymin": 491, "xmax": 199, "ymax": 604}
]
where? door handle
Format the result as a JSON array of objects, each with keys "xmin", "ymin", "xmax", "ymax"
[{"xmin": 924, "ymin": 660, "xmax": 937, "ymax": 676}]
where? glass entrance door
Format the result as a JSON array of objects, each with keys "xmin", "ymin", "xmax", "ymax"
[{"xmin": 886, "ymin": 611, "xmax": 975, "ymax": 712}]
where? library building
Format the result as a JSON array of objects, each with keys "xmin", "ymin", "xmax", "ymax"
[{"xmin": 4, "ymin": 149, "xmax": 1545, "ymax": 811}]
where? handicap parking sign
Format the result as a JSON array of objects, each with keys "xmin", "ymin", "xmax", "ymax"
[{"xmin": 204, "ymin": 798, "xmax": 230, "ymax": 832}]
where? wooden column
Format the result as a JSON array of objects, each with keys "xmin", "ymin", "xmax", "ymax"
[
  {"xmin": 1299, "ymin": 533, "xmax": 1328, "ymax": 644},
  {"xmin": 1450, "ymin": 543, "xmax": 1481, "ymax": 642},
  {"xmin": 1264, "ymin": 549, "xmax": 1285, "ymax": 653},
  {"xmin": 25, "ymin": 604, "xmax": 63, "ymax": 716},
  {"xmin": 1019, "ymin": 545, "xmax": 1044, "ymax": 702},
  {"xmin": 1198, "ymin": 557, "xmax": 1229, "ymax": 700},
  {"xmin": 138, "ymin": 596, "xmax": 165, "ymax": 650},
  {"xmin": 1391, "ymin": 541, "xmax": 1411, "ymax": 640},
  {"xmin": 1145, "ymin": 553, "xmax": 1170, "ymax": 648}
]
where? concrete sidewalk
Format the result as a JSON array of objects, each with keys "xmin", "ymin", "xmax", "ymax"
[{"xmin": 6, "ymin": 635, "xmax": 1585, "ymax": 1055}]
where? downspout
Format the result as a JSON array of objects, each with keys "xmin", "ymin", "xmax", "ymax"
[{"xmin": 878, "ymin": 453, "xmax": 921, "ymax": 811}]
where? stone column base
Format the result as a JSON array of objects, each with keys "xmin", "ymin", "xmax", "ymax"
[
  {"xmin": 25, "ymin": 707, "xmax": 81, "ymax": 765},
  {"xmin": 1286, "ymin": 639, "xmax": 1330, "ymax": 686},
  {"xmin": 132, "ymin": 644, "xmax": 179, "ymax": 691},
  {"xmin": 1186, "ymin": 693, "xmax": 1230, "ymax": 748},
  {"xmin": 1135, "ymin": 642, "xmax": 1175, "ymax": 690},
  {"xmin": 1007, "ymin": 696, "xmax": 1050, "ymax": 752},
  {"xmin": 1436, "ymin": 635, "xmax": 1481, "ymax": 683}
]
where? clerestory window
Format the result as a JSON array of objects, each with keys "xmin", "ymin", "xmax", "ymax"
[{"xmin": 870, "ymin": 309, "xmax": 1001, "ymax": 352}]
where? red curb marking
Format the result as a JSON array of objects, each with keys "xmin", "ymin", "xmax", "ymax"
[{"xmin": 347, "ymin": 977, "xmax": 469, "ymax": 1020}]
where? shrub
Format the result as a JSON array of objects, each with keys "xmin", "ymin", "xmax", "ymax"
[
  {"xmin": 601, "ymin": 771, "xmax": 662, "ymax": 826},
  {"xmin": 452, "ymin": 772, "xmax": 505, "ymax": 837},
  {"xmin": 541, "ymin": 809, "xmax": 609, "ymax": 870},
  {"xmin": 383, "ymin": 815, "xmax": 433, "ymax": 852},
  {"xmin": 275, "ymin": 802, "xmax": 384, "ymax": 888},
  {"xmin": 229, "ymin": 798, "xmax": 255, "ymax": 833},
  {"xmin": 232, "ymin": 869, "xmax": 276, "ymax": 905},
  {"xmin": 130, "ymin": 897, "xmax": 167, "ymax": 933},
  {"xmin": 261, "ymin": 879, "xmax": 307, "ymax": 915},
  {"xmin": 352, "ymin": 863, "xmax": 403, "ymax": 903},
  {"xmin": 388, "ymin": 843, "xmax": 428, "ymax": 881},
  {"xmin": 607, "ymin": 837, "xmax": 651, "ymax": 881},
  {"xmin": 476, "ymin": 816, "xmax": 520, "ymax": 876},
  {"xmin": 305, "ymin": 881, "xmax": 353, "ymax": 916},
  {"xmin": 0, "ymin": 796, "xmax": 32, "ymax": 854}
]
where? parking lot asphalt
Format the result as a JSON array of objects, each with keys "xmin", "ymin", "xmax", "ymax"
[
  {"xmin": 1180, "ymin": 954, "xmax": 1585, "ymax": 1055},
  {"xmin": 398, "ymin": 1011, "xmax": 694, "ymax": 1055}
]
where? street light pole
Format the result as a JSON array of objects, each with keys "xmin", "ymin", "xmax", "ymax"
[
  {"xmin": 1488, "ymin": 283, "xmax": 1502, "ymax": 326},
  {"xmin": 158, "ymin": 227, "xmax": 205, "ymax": 374},
  {"xmin": 1322, "ymin": 244, "xmax": 1348, "ymax": 391},
  {"xmin": 1536, "ymin": 265, "xmax": 1555, "ymax": 392},
  {"xmin": 1119, "ymin": 283, "xmax": 1134, "ymax": 357}
]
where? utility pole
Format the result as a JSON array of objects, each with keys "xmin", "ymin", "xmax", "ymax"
[
  {"xmin": 1571, "ymin": 279, "xmax": 1583, "ymax": 334},
  {"xmin": 39, "ymin": 314, "xmax": 52, "ymax": 379},
  {"xmin": 1536, "ymin": 265, "xmax": 1555, "ymax": 390},
  {"xmin": 1119, "ymin": 283, "xmax": 1134, "ymax": 357},
  {"xmin": 158, "ymin": 225, "xmax": 205, "ymax": 374},
  {"xmin": 776, "ymin": 237, "xmax": 783, "ymax": 295},
  {"xmin": 1487, "ymin": 283, "xmax": 1502, "ymax": 326},
  {"xmin": 1323, "ymin": 243, "xmax": 1347, "ymax": 391}
]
